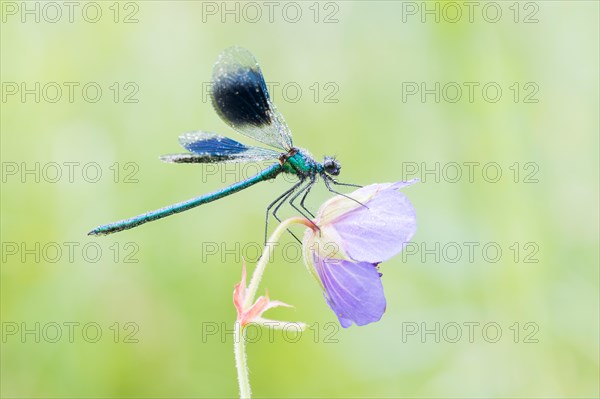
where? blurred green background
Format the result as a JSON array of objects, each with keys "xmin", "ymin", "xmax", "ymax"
[{"xmin": 1, "ymin": 1, "xmax": 598, "ymax": 397}]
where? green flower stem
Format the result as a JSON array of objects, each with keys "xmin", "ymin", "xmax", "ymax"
[
  {"xmin": 234, "ymin": 216, "xmax": 311, "ymax": 399},
  {"xmin": 243, "ymin": 216, "xmax": 310, "ymax": 309},
  {"xmin": 234, "ymin": 320, "xmax": 250, "ymax": 399}
]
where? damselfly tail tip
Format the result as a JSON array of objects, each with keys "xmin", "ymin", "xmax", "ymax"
[{"xmin": 87, "ymin": 228, "xmax": 103, "ymax": 236}]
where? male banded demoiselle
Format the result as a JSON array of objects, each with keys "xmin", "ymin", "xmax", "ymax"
[{"xmin": 88, "ymin": 47, "xmax": 359, "ymax": 238}]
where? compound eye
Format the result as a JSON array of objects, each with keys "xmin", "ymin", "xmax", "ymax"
[{"xmin": 324, "ymin": 157, "xmax": 341, "ymax": 176}]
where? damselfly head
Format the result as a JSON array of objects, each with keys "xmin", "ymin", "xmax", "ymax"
[{"xmin": 323, "ymin": 156, "xmax": 341, "ymax": 176}]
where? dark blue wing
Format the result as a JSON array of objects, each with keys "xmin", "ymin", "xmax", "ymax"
[
  {"xmin": 181, "ymin": 133, "xmax": 248, "ymax": 154},
  {"xmin": 210, "ymin": 47, "xmax": 294, "ymax": 151},
  {"xmin": 160, "ymin": 132, "xmax": 281, "ymax": 164}
]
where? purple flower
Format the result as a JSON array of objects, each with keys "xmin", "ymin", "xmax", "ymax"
[{"xmin": 303, "ymin": 180, "xmax": 417, "ymax": 327}]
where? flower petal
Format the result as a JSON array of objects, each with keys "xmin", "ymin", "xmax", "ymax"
[
  {"xmin": 316, "ymin": 179, "xmax": 418, "ymax": 224},
  {"xmin": 241, "ymin": 295, "xmax": 270, "ymax": 325},
  {"xmin": 315, "ymin": 255, "xmax": 386, "ymax": 328},
  {"xmin": 331, "ymin": 184, "xmax": 417, "ymax": 263},
  {"xmin": 239, "ymin": 290, "xmax": 297, "ymax": 327}
]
